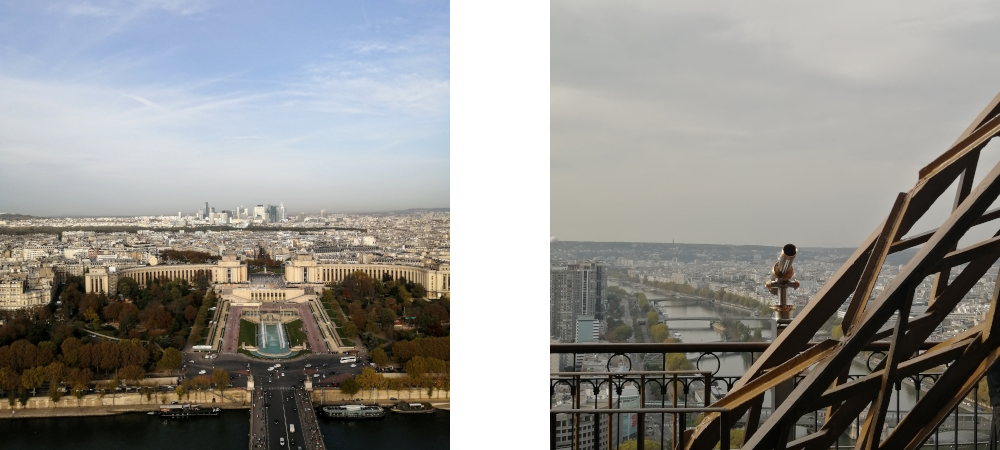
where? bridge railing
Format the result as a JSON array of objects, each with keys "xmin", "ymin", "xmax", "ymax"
[{"xmin": 550, "ymin": 342, "xmax": 995, "ymax": 450}]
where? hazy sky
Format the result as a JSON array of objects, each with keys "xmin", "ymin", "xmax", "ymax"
[
  {"xmin": 552, "ymin": 1, "xmax": 1000, "ymax": 248},
  {"xmin": 0, "ymin": 0, "xmax": 449, "ymax": 217}
]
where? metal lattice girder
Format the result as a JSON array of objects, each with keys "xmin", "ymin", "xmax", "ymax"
[{"xmin": 685, "ymin": 91, "xmax": 1000, "ymax": 450}]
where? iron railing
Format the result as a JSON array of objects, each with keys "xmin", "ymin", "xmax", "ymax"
[{"xmin": 551, "ymin": 342, "xmax": 997, "ymax": 450}]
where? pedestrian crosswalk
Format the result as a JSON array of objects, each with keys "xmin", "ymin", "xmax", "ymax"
[{"xmin": 261, "ymin": 386, "xmax": 295, "ymax": 391}]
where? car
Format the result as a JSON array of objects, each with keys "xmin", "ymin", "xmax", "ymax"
[
  {"xmin": 188, "ymin": 360, "xmax": 194, "ymax": 363},
  {"xmin": 279, "ymin": 437, "xmax": 285, "ymax": 446},
  {"xmin": 265, "ymin": 403, "xmax": 269, "ymax": 408},
  {"xmin": 313, "ymin": 374, "xmax": 319, "ymax": 378},
  {"xmin": 305, "ymin": 364, "xmax": 312, "ymax": 368},
  {"xmin": 268, "ymin": 367, "xmax": 275, "ymax": 372},
  {"xmin": 293, "ymin": 407, "xmax": 297, "ymax": 412},
  {"xmin": 171, "ymin": 401, "xmax": 179, "ymax": 405},
  {"xmin": 274, "ymin": 419, "xmax": 279, "ymax": 424},
  {"xmin": 390, "ymin": 397, "xmax": 397, "ymax": 401},
  {"xmin": 198, "ymin": 370, "xmax": 207, "ymax": 375}
]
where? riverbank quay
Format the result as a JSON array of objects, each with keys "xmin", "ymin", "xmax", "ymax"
[
  {"xmin": 0, "ymin": 402, "xmax": 248, "ymax": 420},
  {"xmin": 310, "ymin": 387, "xmax": 449, "ymax": 405},
  {"xmin": 0, "ymin": 387, "xmax": 448, "ymax": 419},
  {"xmin": 0, "ymin": 389, "xmax": 252, "ymax": 418}
]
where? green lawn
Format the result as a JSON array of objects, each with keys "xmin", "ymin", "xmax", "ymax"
[
  {"xmin": 285, "ymin": 320, "xmax": 307, "ymax": 347},
  {"xmin": 239, "ymin": 320, "xmax": 257, "ymax": 347}
]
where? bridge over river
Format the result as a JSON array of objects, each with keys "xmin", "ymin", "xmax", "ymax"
[
  {"xmin": 250, "ymin": 385, "xmax": 327, "ymax": 450},
  {"xmin": 659, "ymin": 316, "xmax": 773, "ymax": 323}
]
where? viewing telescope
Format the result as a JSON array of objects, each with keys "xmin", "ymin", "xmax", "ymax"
[
  {"xmin": 770, "ymin": 244, "xmax": 799, "ymax": 285},
  {"xmin": 766, "ymin": 244, "xmax": 799, "ymax": 329}
]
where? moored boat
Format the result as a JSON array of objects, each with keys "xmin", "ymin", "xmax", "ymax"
[
  {"xmin": 320, "ymin": 405, "xmax": 385, "ymax": 419},
  {"xmin": 158, "ymin": 404, "xmax": 221, "ymax": 418},
  {"xmin": 390, "ymin": 402, "xmax": 436, "ymax": 414}
]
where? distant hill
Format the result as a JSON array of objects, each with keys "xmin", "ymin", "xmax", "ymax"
[
  {"xmin": 0, "ymin": 213, "xmax": 37, "ymax": 221},
  {"xmin": 550, "ymin": 241, "xmax": 919, "ymax": 267}
]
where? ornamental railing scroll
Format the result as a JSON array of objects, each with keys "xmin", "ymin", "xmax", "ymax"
[{"xmin": 551, "ymin": 342, "xmax": 997, "ymax": 450}]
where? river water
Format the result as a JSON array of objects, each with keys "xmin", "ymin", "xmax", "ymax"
[{"xmin": 0, "ymin": 409, "xmax": 450, "ymax": 450}]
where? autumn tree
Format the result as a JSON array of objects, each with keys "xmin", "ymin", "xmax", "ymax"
[
  {"xmin": 72, "ymin": 384, "xmax": 87, "ymax": 407},
  {"xmin": 343, "ymin": 271, "xmax": 376, "ymax": 303},
  {"xmin": 158, "ymin": 347, "xmax": 183, "ymax": 371},
  {"xmin": 119, "ymin": 365, "xmax": 145, "ymax": 390},
  {"xmin": 371, "ymin": 347, "xmax": 389, "ymax": 368},
  {"xmin": 0, "ymin": 367, "xmax": 20, "ymax": 395},
  {"xmin": 340, "ymin": 376, "xmax": 361, "ymax": 397},
  {"xmin": 21, "ymin": 367, "xmax": 45, "ymax": 396},
  {"xmin": 212, "ymin": 369, "xmax": 229, "ymax": 398}
]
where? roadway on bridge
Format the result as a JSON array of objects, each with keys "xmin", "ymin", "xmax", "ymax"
[{"xmin": 246, "ymin": 360, "xmax": 337, "ymax": 450}]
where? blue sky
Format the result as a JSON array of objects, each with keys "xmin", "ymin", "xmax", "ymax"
[{"xmin": 0, "ymin": 0, "xmax": 449, "ymax": 216}]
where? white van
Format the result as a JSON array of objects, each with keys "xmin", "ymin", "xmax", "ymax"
[
  {"xmin": 279, "ymin": 437, "xmax": 285, "ymax": 446},
  {"xmin": 289, "ymin": 424, "xmax": 295, "ymax": 433}
]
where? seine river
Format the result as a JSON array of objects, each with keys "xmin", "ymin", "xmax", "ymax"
[
  {"xmin": 0, "ymin": 409, "xmax": 450, "ymax": 450},
  {"xmin": 611, "ymin": 281, "xmax": 984, "ymax": 444}
]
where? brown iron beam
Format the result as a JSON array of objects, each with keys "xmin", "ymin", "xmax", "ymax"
[{"xmin": 742, "ymin": 154, "xmax": 1000, "ymax": 450}]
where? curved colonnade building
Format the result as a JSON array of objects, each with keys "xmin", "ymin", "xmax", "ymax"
[{"xmin": 85, "ymin": 254, "xmax": 450, "ymax": 299}]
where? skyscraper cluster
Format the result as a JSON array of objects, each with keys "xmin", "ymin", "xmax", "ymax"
[{"xmin": 195, "ymin": 202, "xmax": 288, "ymax": 224}]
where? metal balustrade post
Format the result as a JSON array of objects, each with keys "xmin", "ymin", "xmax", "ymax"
[
  {"xmin": 720, "ymin": 410, "xmax": 730, "ymax": 450},
  {"xmin": 639, "ymin": 374, "xmax": 645, "ymax": 450},
  {"xmin": 974, "ymin": 380, "xmax": 979, "ymax": 450},
  {"xmin": 608, "ymin": 374, "xmax": 613, "ymax": 450},
  {"xmin": 575, "ymin": 374, "xmax": 581, "ymax": 450},
  {"xmin": 678, "ymin": 411, "xmax": 686, "ymax": 450},
  {"xmin": 704, "ymin": 373, "xmax": 710, "ymax": 407}
]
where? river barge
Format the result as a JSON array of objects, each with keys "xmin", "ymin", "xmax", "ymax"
[
  {"xmin": 320, "ymin": 405, "xmax": 385, "ymax": 419},
  {"xmin": 158, "ymin": 404, "xmax": 222, "ymax": 418},
  {"xmin": 390, "ymin": 403, "xmax": 436, "ymax": 414}
]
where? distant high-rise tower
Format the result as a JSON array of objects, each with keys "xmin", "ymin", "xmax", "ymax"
[
  {"xmin": 320, "ymin": 209, "xmax": 326, "ymax": 218},
  {"xmin": 204, "ymin": 202, "xmax": 209, "ymax": 219},
  {"xmin": 279, "ymin": 203, "xmax": 286, "ymax": 222},
  {"xmin": 550, "ymin": 261, "xmax": 608, "ymax": 342}
]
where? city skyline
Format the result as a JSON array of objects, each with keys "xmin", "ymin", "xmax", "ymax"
[
  {"xmin": 0, "ymin": 1, "xmax": 450, "ymax": 217},
  {"xmin": 552, "ymin": 1, "xmax": 1000, "ymax": 248}
]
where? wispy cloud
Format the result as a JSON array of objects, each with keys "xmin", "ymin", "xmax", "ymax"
[{"xmin": 48, "ymin": 0, "xmax": 209, "ymax": 18}]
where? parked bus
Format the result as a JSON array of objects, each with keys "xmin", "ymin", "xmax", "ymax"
[{"xmin": 340, "ymin": 356, "xmax": 357, "ymax": 364}]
